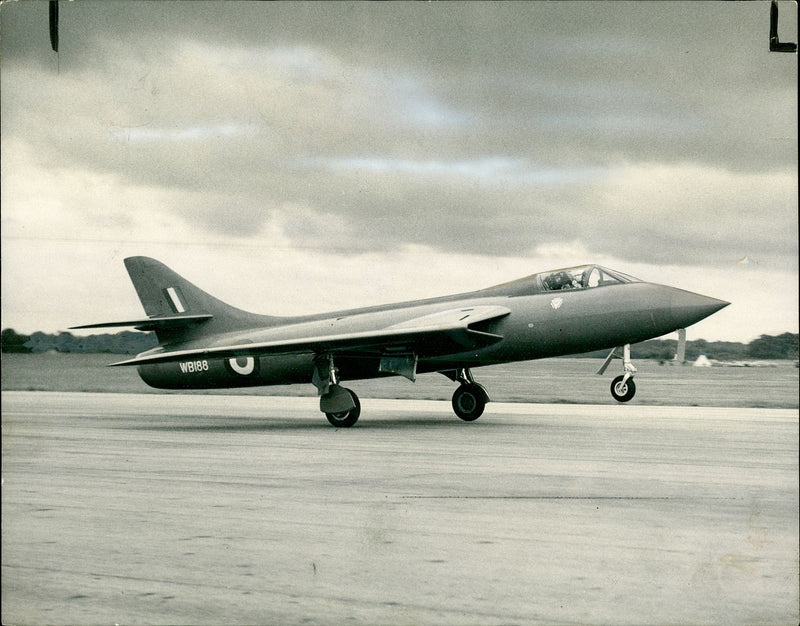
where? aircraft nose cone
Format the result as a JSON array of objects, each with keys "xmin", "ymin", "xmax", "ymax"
[{"xmin": 669, "ymin": 289, "xmax": 730, "ymax": 329}]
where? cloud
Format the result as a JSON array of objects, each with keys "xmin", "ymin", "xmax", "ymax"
[{"xmin": 0, "ymin": 1, "xmax": 796, "ymax": 341}]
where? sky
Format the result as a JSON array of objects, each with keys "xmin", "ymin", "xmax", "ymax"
[{"xmin": 1, "ymin": 1, "xmax": 797, "ymax": 343}]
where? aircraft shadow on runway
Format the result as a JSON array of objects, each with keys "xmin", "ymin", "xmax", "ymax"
[{"xmin": 123, "ymin": 415, "xmax": 499, "ymax": 432}]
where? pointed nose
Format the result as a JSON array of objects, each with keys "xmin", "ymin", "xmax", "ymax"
[{"xmin": 669, "ymin": 289, "xmax": 730, "ymax": 329}]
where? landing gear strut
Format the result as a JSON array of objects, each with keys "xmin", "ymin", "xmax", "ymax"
[
  {"xmin": 313, "ymin": 355, "xmax": 360, "ymax": 427},
  {"xmin": 446, "ymin": 368, "xmax": 489, "ymax": 421},
  {"xmin": 598, "ymin": 344, "xmax": 637, "ymax": 403}
]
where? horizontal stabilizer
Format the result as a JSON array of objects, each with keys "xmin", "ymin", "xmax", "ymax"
[{"xmin": 70, "ymin": 314, "xmax": 213, "ymax": 332}]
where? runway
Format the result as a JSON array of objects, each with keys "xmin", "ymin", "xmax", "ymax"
[{"xmin": 2, "ymin": 391, "xmax": 798, "ymax": 625}]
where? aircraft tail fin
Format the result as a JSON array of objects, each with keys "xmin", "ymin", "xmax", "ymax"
[
  {"xmin": 73, "ymin": 257, "xmax": 273, "ymax": 345},
  {"xmin": 124, "ymin": 256, "xmax": 215, "ymax": 318}
]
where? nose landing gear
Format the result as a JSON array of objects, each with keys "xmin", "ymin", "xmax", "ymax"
[
  {"xmin": 610, "ymin": 374, "xmax": 636, "ymax": 402},
  {"xmin": 598, "ymin": 344, "xmax": 637, "ymax": 403}
]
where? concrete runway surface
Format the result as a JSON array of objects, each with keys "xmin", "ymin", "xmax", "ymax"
[{"xmin": 2, "ymin": 391, "xmax": 798, "ymax": 625}]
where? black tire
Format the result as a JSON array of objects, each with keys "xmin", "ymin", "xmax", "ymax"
[
  {"xmin": 610, "ymin": 375, "xmax": 636, "ymax": 402},
  {"xmin": 452, "ymin": 383, "xmax": 487, "ymax": 421},
  {"xmin": 325, "ymin": 388, "xmax": 361, "ymax": 427}
]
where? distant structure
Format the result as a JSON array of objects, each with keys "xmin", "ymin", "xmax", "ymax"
[
  {"xmin": 49, "ymin": 0, "xmax": 58, "ymax": 52},
  {"xmin": 674, "ymin": 328, "xmax": 687, "ymax": 364},
  {"xmin": 770, "ymin": 0, "xmax": 797, "ymax": 53},
  {"xmin": 693, "ymin": 355, "xmax": 712, "ymax": 367}
]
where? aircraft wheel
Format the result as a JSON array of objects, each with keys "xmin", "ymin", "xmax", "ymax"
[
  {"xmin": 325, "ymin": 388, "xmax": 361, "ymax": 427},
  {"xmin": 452, "ymin": 383, "xmax": 487, "ymax": 421},
  {"xmin": 610, "ymin": 375, "xmax": 636, "ymax": 402}
]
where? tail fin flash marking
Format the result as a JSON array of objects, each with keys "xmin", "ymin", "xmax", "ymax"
[{"xmin": 165, "ymin": 287, "xmax": 187, "ymax": 313}]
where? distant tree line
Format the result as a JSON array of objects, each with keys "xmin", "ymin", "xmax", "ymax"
[
  {"xmin": 745, "ymin": 333, "xmax": 799, "ymax": 360},
  {"xmin": 1, "ymin": 328, "xmax": 158, "ymax": 355},
  {"xmin": 568, "ymin": 333, "xmax": 798, "ymax": 361},
  {"xmin": 1, "ymin": 328, "xmax": 798, "ymax": 360}
]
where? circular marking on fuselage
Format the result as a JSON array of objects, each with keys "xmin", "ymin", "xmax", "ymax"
[{"xmin": 229, "ymin": 356, "xmax": 255, "ymax": 375}]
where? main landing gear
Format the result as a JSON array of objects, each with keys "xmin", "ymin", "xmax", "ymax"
[
  {"xmin": 445, "ymin": 368, "xmax": 489, "ymax": 421},
  {"xmin": 324, "ymin": 387, "xmax": 361, "ymax": 428},
  {"xmin": 313, "ymin": 355, "xmax": 492, "ymax": 427},
  {"xmin": 313, "ymin": 355, "xmax": 361, "ymax": 427},
  {"xmin": 597, "ymin": 344, "xmax": 637, "ymax": 402}
]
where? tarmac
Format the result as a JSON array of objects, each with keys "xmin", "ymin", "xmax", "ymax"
[{"xmin": 2, "ymin": 391, "xmax": 798, "ymax": 625}]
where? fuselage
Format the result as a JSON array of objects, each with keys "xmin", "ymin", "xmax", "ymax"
[{"xmin": 137, "ymin": 265, "xmax": 728, "ymax": 390}]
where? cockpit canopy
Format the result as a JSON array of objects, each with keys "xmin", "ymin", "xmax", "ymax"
[
  {"xmin": 537, "ymin": 265, "xmax": 639, "ymax": 292},
  {"xmin": 483, "ymin": 265, "xmax": 640, "ymax": 298}
]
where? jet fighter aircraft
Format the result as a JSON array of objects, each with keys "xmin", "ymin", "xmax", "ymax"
[{"xmin": 73, "ymin": 257, "xmax": 729, "ymax": 427}]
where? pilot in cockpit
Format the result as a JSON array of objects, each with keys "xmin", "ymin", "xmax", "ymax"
[{"xmin": 544, "ymin": 271, "xmax": 581, "ymax": 290}]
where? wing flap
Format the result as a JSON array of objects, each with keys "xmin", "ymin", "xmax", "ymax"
[{"xmin": 110, "ymin": 305, "xmax": 509, "ymax": 367}]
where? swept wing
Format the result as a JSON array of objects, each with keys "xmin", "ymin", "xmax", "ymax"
[{"xmin": 109, "ymin": 305, "xmax": 510, "ymax": 367}]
